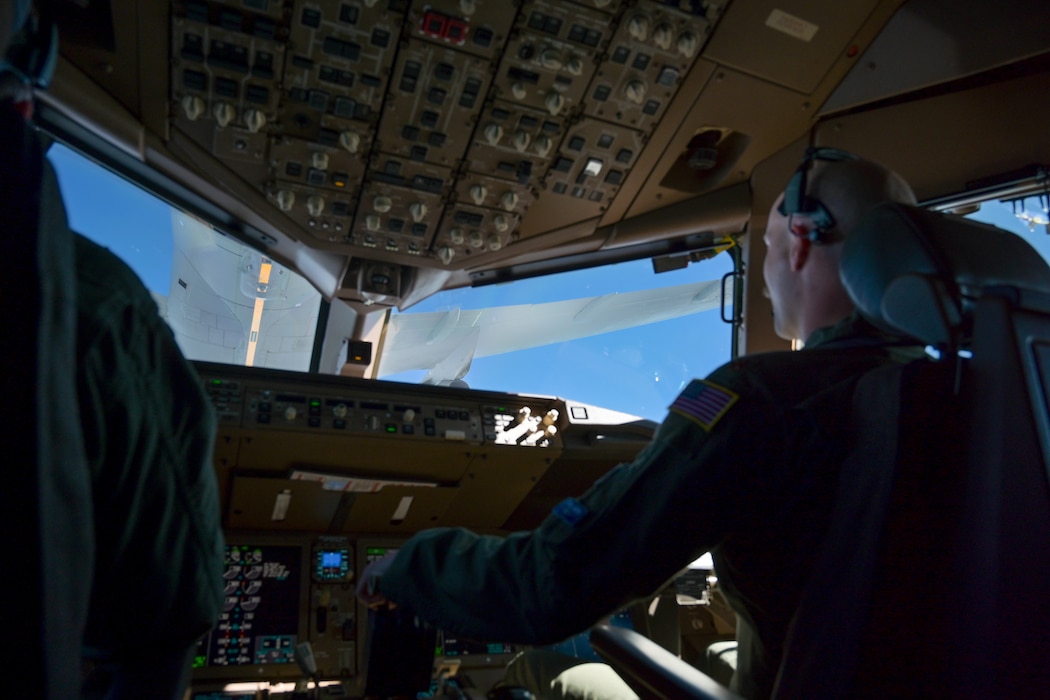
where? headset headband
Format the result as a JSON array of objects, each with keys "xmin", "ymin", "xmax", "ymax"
[
  {"xmin": 779, "ymin": 147, "xmax": 859, "ymax": 243},
  {"xmin": 1, "ymin": 3, "xmax": 58, "ymax": 91}
]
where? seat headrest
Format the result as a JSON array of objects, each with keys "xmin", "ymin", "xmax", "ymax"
[{"xmin": 841, "ymin": 203, "xmax": 1050, "ymax": 348}]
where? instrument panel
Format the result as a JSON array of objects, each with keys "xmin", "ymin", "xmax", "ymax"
[
  {"xmin": 202, "ymin": 362, "xmax": 561, "ymax": 447},
  {"xmin": 191, "ymin": 358, "xmax": 654, "ymax": 692},
  {"xmin": 193, "ymin": 534, "xmax": 521, "ymax": 695},
  {"xmin": 196, "ymin": 360, "xmax": 653, "ymax": 536}
]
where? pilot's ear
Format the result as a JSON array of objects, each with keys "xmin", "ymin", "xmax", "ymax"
[{"xmin": 789, "ymin": 222, "xmax": 812, "ymax": 271}]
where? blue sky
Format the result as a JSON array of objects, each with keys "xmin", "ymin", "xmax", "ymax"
[
  {"xmin": 383, "ymin": 257, "xmax": 735, "ymax": 421},
  {"xmin": 48, "ymin": 144, "xmax": 174, "ymax": 296}
]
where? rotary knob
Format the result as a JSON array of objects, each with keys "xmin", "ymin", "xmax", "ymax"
[
  {"xmin": 653, "ymin": 23, "xmax": 674, "ymax": 51},
  {"xmin": 275, "ymin": 190, "xmax": 295, "ymax": 212},
  {"xmin": 243, "ymin": 108, "xmax": 267, "ymax": 133},
  {"xmin": 624, "ymin": 80, "xmax": 647, "ymax": 104},
  {"xmin": 628, "ymin": 14, "xmax": 650, "ymax": 42},
  {"xmin": 409, "ymin": 202, "xmax": 428, "ymax": 223},
  {"xmin": 213, "ymin": 102, "xmax": 236, "ymax": 128},
  {"xmin": 545, "ymin": 92, "xmax": 565, "ymax": 116},
  {"xmin": 484, "ymin": 123, "xmax": 504, "ymax": 145},
  {"xmin": 306, "ymin": 195, "xmax": 325, "ymax": 217},
  {"xmin": 339, "ymin": 131, "xmax": 361, "ymax": 153},
  {"xmin": 512, "ymin": 130, "xmax": 531, "ymax": 152},
  {"xmin": 534, "ymin": 135, "xmax": 553, "ymax": 158},
  {"xmin": 181, "ymin": 95, "xmax": 205, "ymax": 121},
  {"xmin": 500, "ymin": 191, "xmax": 519, "ymax": 211}
]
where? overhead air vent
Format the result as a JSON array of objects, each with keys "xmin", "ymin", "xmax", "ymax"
[{"xmin": 659, "ymin": 127, "xmax": 751, "ymax": 194}]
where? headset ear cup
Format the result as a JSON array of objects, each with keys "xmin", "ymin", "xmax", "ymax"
[
  {"xmin": 2, "ymin": 10, "xmax": 58, "ymax": 89},
  {"xmin": 791, "ymin": 221, "xmax": 823, "ymax": 244}
]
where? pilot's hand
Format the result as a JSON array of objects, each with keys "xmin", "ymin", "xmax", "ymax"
[{"xmin": 356, "ymin": 552, "xmax": 398, "ymax": 610}]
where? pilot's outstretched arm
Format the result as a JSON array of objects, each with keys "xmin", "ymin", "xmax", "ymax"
[{"xmin": 358, "ymin": 365, "xmax": 772, "ymax": 644}]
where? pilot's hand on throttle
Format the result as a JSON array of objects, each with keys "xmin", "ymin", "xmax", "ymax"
[{"xmin": 356, "ymin": 552, "xmax": 398, "ymax": 610}]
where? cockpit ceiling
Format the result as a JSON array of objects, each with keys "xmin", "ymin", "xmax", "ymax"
[
  {"xmin": 52, "ymin": 0, "xmax": 925, "ymax": 304},
  {"xmin": 168, "ymin": 0, "xmax": 736, "ymax": 267}
]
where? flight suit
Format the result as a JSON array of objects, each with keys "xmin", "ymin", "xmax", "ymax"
[
  {"xmin": 2, "ymin": 98, "xmax": 93, "ymax": 699},
  {"xmin": 75, "ymin": 234, "xmax": 225, "ymax": 691},
  {"xmin": 379, "ymin": 314, "xmax": 908, "ymax": 699}
]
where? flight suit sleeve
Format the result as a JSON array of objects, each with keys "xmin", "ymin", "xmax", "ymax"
[{"xmin": 378, "ymin": 364, "xmax": 787, "ymax": 644}]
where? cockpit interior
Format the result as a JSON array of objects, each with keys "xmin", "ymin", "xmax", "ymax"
[{"xmin": 12, "ymin": 0, "xmax": 1050, "ymax": 697}]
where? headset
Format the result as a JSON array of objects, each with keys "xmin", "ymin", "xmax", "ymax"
[
  {"xmin": 778, "ymin": 146, "xmax": 860, "ymax": 243},
  {"xmin": 1, "ymin": 1, "xmax": 58, "ymax": 90}
]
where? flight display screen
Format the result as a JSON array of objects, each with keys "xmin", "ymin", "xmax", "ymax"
[
  {"xmin": 315, "ymin": 547, "xmax": 351, "ymax": 581},
  {"xmin": 196, "ymin": 544, "xmax": 302, "ymax": 669},
  {"xmin": 440, "ymin": 635, "xmax": 516, "ymax": 658}
]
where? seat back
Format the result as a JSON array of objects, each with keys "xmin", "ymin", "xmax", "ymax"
[{"xmin": 774, "ymin": 203, "xmax": 1050, "ymax": 698}]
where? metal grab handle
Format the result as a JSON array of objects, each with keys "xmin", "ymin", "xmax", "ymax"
[{"xmin": 720, "ymin": 270, "xmax": 741, "ymax": 325}]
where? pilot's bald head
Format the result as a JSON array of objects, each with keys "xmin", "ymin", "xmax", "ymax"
[
  {"xmin": 763, "ymin": 153, "xmax": 916, "ymax": 342},
  {"xmin": 807, "ymin": 158, "xmax": 917, "ymax": 244}
]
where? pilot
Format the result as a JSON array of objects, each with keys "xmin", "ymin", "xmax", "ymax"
[
  {"xmin": 358, "ymin": 151, "xmax": 917, "ymax": 700},
  {"xmin": 1, "ymin": 2, "xmax": 96, "ymax": 697},
  {"xmin": 1, "ymin": 5, "xmax": 225, "ymax": 697}
]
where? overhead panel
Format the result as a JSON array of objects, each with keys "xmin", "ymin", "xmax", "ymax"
[
  {"xmin": 405, "ymin": 0, "xmax": 518, "ymax": 62},
  {"xmin": 167, "ymin": 0, "xmax": 732, "ymax": 289},
  {"xmin": 172, "ymin": 0, "xmax": 287, "ymax": 191},
  {"xmin": 535, "ymin": 119, "xmax": 646, "ymax": 223},
  {"xmin": 584, "ymin": 1, "xmax": 710, "ymax": 133},
  {"xmin": 376, "ymin": 40, "xmax": 494, "ymax": 168},
  {"xmin": 272, "ymin": 1, "xmax": 405, "ymax": 237},
  {"xmin": 522, "ymin": 0, "xmax": 719, "ymax": 236},
  {"xmin": 352, "ymin": 158, "xmax": 454, "ymax": 256}
]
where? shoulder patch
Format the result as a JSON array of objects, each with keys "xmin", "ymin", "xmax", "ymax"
[
  {"xmin": 669, "ymin": 379, "xmax": 739, "ymax": 431},
  {"xmin": 552, "ymin": 497, "xmax": 589, "ymax": 527}
]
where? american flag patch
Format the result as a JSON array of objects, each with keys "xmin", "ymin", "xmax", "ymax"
[{"xmin": 670, "ymin": 380, "xmax": 739, "ymax": 430}]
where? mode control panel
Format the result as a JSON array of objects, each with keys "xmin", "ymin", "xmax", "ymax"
[
  {"xmin": 196, "ymin": 362, "xmax": 565, "ymax": 448},
  {"xmin": 246, "ymin": 389, "xmax": 484, "ymax": 442}
]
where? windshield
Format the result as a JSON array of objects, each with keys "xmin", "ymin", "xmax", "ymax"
[
  {"xmin": 48, "ymin": 141, "xmax": 735, "ymax": 422},
  {"xmin": 380, "ymin": 255, "xmax": 735, "ymax": 422}
]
